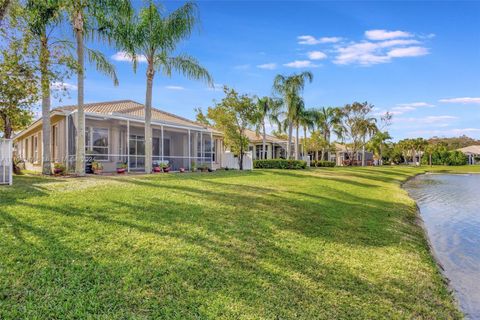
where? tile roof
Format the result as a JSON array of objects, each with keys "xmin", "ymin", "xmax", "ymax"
[
  {"xmin": 54, "ymin": 100, "xmax": 206, "ymax": 129},
  {"xmin": 458, "ymin": 145, "xmax": 480, "ymax": 154},
  {"xmin": 243, "ymin": 129, "xmax": 289, "ymax": 144}
]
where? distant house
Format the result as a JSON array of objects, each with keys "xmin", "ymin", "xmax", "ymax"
[
  {"xmin": 13, "ymin": 100, "xmax": 224, "ymax": 173},
  {"xmin": 244, "ymin": 129, "xmax": 292, "ymax": 160},
  {"xmin": 458, "ymin": 145, "xmax": 480, "ymax": 165},
  {"xmin": 329, "ymin": 143, "xmax": 374, "ymax": 166}
]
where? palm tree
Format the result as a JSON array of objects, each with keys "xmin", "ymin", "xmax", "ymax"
[
  {"xmin": 114, "ymin": 1, "xmax": 213, "ymax": 173},
  {"xmin": 315, "ymin": 107, "xmax": 341, "ymax": 161},
  {"xmin": 64, "ymin": 0, "xmax": 128, "ymax": 176},
  {"xmin": 297, "ymin": 107, "xmax": 315, "ymax": 160},
  {"xmin": 368, "ymin": 131, "xmax": 391, "ymax": 165},
  {"xmin": 254, "ymin": 96, "xmax": 282, "ymax": 159},
  {"xmin": 273, "ymin": 71, "xmax": 313, "ymax": 159},
  {"xmin": 359, "ymin": 118, "xmax": 378, "ymax": 166},
  {"xmin": 26, "ymin": 0, "xmax": 63, "ymax": 175}
]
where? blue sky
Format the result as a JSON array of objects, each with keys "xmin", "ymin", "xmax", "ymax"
[{"xmin": 51, "ymin": 1, "xmax": 480, "ymax": 141}]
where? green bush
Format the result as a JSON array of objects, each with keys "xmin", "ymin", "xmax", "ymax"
[
  {"xmin": 422, "ymin": 150, "xmax": 468, "ymax": 166},
  {"xmin": 254, "ymin": 159, "xmax": 307, "ymax": 169},
  {"xmin": 311, "ymin": 160, "xmax": 335, "ymax": 168}
]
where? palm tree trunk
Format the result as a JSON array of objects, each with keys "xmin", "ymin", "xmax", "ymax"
[
  {"xmin": 303, "ymin": 125, "xmax": 307, "ymax": 160},
  {"xmin": 144, "ymin": 61, "xmax": 154, "ymax": 174},
  {"xmin": 315, "ymin": 150, "xmax": 318, "ymax": 161},
  {"xmin": 295, "ymin": 125, "xmax": 299, "ymax": 160},
  {"xmin": 326, "ymin": 132, "xmax": 331, "ymax": 161},
  {"xmin": 287, "ymin": 120, "xmax": 293, "ymax": 160},
  {"xmin": 40, "ymin": 33, "xmax": 51, "ymax": 175},
  {"xmin": 74, "ymin": 11, "xmax": 85, "ymax": 176},
  {"xmin": 262, "ymin": 120, "xmax": 266, "ymax": 159}
]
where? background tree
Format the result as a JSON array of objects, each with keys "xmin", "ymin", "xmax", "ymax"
[
  {"xmin": 253, "ymin": 96, "xmax": 282, "ymax": 160},
  {"xmin": 314, "ymin": 106, "xmax": 341, "ymax": 160},
  {"xmin": 114, "ymin": 1, "xmax": 212, "ymax": 173},
  {"xmin": 367, "ymin": 131, "xmax": 392, "ymax": 165},
  {"xmin": 273, "ymin": 71, "xmax": 313, "ymax": 160},
  {"xmin": 297, "ymin": 107, "xmax": 315, "ymax": 159},
  {"xmin": 336, "ymin": 101, "xmax": 376, "ymax": 166},
  {"xmin": 203, "ymin": 87, "xmax": 257, "ymax": 170}
]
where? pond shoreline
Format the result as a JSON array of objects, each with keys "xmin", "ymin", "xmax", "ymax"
[{"xmin": 402, "ymin": 172, "xmax": 480, "ymax": 319}]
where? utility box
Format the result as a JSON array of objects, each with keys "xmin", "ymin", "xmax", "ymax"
[{"xmin": 0, "ymin": 138, "xmax": 13, "ymax": 185}]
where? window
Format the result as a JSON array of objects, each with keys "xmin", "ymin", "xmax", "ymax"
[
  {"xmin": 33, "ymin": 135, "xmax": 38, "ymax": 163},
  {"xmin": 86, "ymin": 127, "xmax": 109, "ymax": 160},
  {"xmin": 163, "ymin": 138, "xmax": 170, "ymax": 157},
  {"xmin": 52, "ymin": 125, "xmax": 58, "ymax": 160}
]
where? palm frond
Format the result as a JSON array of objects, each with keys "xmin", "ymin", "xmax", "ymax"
[
  {"xmin": 85, "ymin": 47, "xmax": 118, "ymax": 85},
  {"xmin": 157, "ymin": 54, "xmax": 213, "ymax": 86}
]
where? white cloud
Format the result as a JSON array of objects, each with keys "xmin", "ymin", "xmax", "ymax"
[
  {"xmin": 307, "ymin": 51, "xmax": 327, "ymax": 60},
  {"xmin": 111, "ymin": 51, "xmax": 147, "ymax": 63},
  {"xmin": 365, "ymin": 29, "xmax": 413, "ymax": 41},
  {"xmin": 395, "ymin": 115, "xmax": 457, "ymax": 125},
  {"xmin": 387, "ymin": 46, "xmax": 429, "ymax": 58},
  {"xmin": 165, "ymin": 85, "xmax": 185, "ymax": 90},
  {"xmin": 439, "ymin": 97, "xmax": 480, "ymax": 104},
  {"xmin": 397, "ymin": 102, "xmax": 434, "ymax": 108},
  {"xmin": 297, "ymin": 35, "xmax": 342, "ymax": 45},
  {"xmin": 334, "ymin": 40, "xmax": 429, "ymax": 65},
  {"xmin": 257, "ymin": 63, "xmax": 277, "ymax": 70},
  {"xmin": 283, "ymin": 60, "xmax": 319, "ymax": 68},
  {"xmin": 51, "ymin": 82, "xmax": 77, "ymax": 90}
]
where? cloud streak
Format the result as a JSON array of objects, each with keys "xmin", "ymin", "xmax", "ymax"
[
  {"xmin": 439, "ymin": 97, "xmax": 480, "ymax": 104},
  {"xmin": 365, "ymin": 29, "xmax": 413, "ymax": 40},
  {"xmin": 257, "ymin": 63, "xmax": 277, "ymax": 70},
  {"xmin": 283, "ymin": 60, "xmax": 319, "ymax": 68},
  {"xmin": 297, "ymin": 35, "xmax": 342, "ymax": 45}
]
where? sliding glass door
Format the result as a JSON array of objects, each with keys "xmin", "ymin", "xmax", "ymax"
[{"xmin": 129, "ymin": 134, "xmax": 145, "ymax": 170}]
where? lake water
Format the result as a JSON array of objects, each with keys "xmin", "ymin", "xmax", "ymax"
[{"xmin": 404, "ymin": 174, "xmax": 480, "ymax": 319}]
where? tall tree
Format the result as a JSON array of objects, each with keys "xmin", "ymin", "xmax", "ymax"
[
  {"xmin": 367, "ymin": 131, "xmax": 392, "ymax": 165},
  {"xmin": 336, "ymin": 102, "xmax": 377, "ymax": 166},
  {"xmin": 253, "ymin": 96, "xmax": 282, "ymax": 159},
  {"xmin": 204, "ymin": 87, "xmax": 257, "ymax": 170},
  {"xmin": 0, "ymin": 4, "xmax": 38, "ymax": 139},
  {"xmin": 114, "ymin": 1, "xmax": 213, "ymax": 173},
  {"xmin": 297, "ymin": 107, "xmax": 315, "ymax": 160},
  {"xmin": 26, "ymin": 0, "xmax": 65, "ymax": 174},
  {"xmin": 273, "ymin": 71, "xmax": 313, "ymax": 160},
  {"xmin": 314, "ymin": 107, "xmax": 341, "ymax": 160},
  {"xmin": 64, "ymin": 0, "xmax": 126, "ymax": 176}
]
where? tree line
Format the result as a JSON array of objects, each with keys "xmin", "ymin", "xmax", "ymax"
[{"xmin": 197, "ymin": 72, "xmax": 393, "ymax": 168}]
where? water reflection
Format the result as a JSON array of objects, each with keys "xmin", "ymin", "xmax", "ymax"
[{"xmin": 404, "ymin": 174, "xmax": 480, "ymax": 319}]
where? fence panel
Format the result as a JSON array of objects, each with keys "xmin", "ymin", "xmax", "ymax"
[
  {"xmin": 221, "ymin": 151, "xmax": 253, "ymax": 170},
  {"xmin": 0, "ymin": 139, "xmax": 13, "ymax": 185}
]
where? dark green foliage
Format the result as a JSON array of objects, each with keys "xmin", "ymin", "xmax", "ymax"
[
  {"xmin": 253, "ymin": 159, "xmax": 307, "ymax": 169},
  {"xmin": 310, "ymin": 160, "xmax": 336, "ymax": 167},
  {"xmin": 422, "ymin": 149, "xmax": 468, "ymax": 166}
]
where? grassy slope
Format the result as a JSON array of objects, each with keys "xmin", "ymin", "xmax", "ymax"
[{"xmin": 1, "ymin": 166, "xmax": 479, "ymax": 319}]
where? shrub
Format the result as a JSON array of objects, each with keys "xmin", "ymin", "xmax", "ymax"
[
  {"xmin": 315, "ymin": 161, "xmax": 335, "ymax": 167},
  {"xmin": 422, "ymin": 150, "xmax": 468, "ymax": 166},
  {"xmin": 253, "ymin": 159, "xmax": 307, "ymax": 169}
]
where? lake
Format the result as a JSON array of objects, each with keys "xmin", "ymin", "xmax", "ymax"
[{"xmin": 404, "ymin": 174, "xmax": 480, "ymax": 319}]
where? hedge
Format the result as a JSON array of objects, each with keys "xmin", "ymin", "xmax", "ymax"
[
  {"xmin": 421, "ymin": 150, "xmax": 468, "ymax": 166},
  {"xmin": 310, "ymin": 160, "xmax": 336, "ymax": 167},
  {"xmin": 254, "ymin": 159, "xmax": 307, "ymax": 169}
]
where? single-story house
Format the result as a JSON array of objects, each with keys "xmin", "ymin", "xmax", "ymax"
[
  {"xmin": 458, "ymin": 145, "xmax": 480, "ymax": 165},
  {"xmin": 13, "ymin": 100, "xmax": 224, "ymax": 173},
  {"xmin": 329, "ymin": 143, "xmax": 374, "ymax": 166},
  {"xmin": 244, "ymin": 129, "xmax": 292, "ymax": 160}
]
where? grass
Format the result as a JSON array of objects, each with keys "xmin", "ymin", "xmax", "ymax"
[{"xmin": 1, "ymin": 165, "xmax": 479, "ymax": 319}]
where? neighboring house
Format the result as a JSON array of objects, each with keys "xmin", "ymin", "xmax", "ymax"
[
  {"xmin": 243, "ymin": 129, "xmax": 292, "ymax": 160},
  {"xmin": 13, "ymin": 100, "xmax": 224, "ymax": 173},
  {"xmin": 458, "ymin": 145, "xmax": 480, "ymax": 165},
  {"xmin": 329, "ymin": 143, "xmax": 374, "ymax": 166}
]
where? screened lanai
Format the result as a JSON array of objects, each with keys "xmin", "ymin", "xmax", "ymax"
[{"xmin": 66, "ymin": 113, "xmax": 215, "ymax": 173}]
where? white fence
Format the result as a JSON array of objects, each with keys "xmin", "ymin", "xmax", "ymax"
[
  {"xmin": 221, "ymin": 151, "xmax": 253, "ymax": 170},
  {"xmin": 0, "ymin": 138, "xmax": 13, "ymax": 185}
]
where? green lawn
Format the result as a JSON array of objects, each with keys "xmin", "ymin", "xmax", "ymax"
[{"xmin": 1, "ymin": 166, "xmax": 479, "ymax": 319}]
